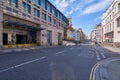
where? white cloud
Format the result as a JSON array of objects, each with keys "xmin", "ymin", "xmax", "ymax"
[
  {"xmin": 65, "ymin": 0, "xmax": 95, "ymax": 16},
  {"xmin": 94, "ymin": 16, "xmax": 101, "ymax": 22},
  {"xmin": 70, "ymin": 0, "xmax": 75, "ymax": 3},
  {"xmin": 54, "ymin": 0, "xmax": 75, "ymax": 12},
  {"xmin": 81, "ymin": 0, "xmax": 114, "ymax": 15},
  {"xmin": 84, "ymin": 0, "xmax": 95, "ymax": 4}
]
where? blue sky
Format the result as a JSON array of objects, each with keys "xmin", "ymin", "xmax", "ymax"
[{"xmin": 49, "ymin": 0, "xmax": 114, "ymax": 35}]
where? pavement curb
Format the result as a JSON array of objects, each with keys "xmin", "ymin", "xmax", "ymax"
[
  {"xmin": 0, "ymin": 45, "xmax": 65, "ymax": 55},
  {"xmin": 89, "ymin": 57, "xmax": 120, "ymax": 80},
  {"xmin": 102, "ymin": 46, "xmax": 120, "ymax": 53}
]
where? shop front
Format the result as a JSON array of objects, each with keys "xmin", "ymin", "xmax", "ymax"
[
  {"xmin": 3, "ymin": 20, "xmax": 44, "ymax": 48},
  {"xmin": 105, "ymin": 32, "xmax": 114, "ymax": 42}
]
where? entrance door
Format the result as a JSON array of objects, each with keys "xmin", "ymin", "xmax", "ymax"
[
  {"xmin": 47, "ymin": 31, "xmax": 52, "ymax": 45},
  {"xmin": 16, "ymin": 35, "xmax": 22, "ymax": 44},
  {"xmin": 3, "ymin": 33, "xmax": 8, "ymax": 45},
  {"xmin": 58, "ymin": 33, "xmax": 62, "ymax": 45},
  {"xmin": 16, "ymin": 35, "xmax": 27, "ymax": 44}
]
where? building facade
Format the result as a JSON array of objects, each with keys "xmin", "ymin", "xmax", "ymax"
[
  {"xmin": 102, "ymin": 0, "xmax": 120, "ymax": 43},
  {"xmin": 66, "ymin": 18, "xmax": 74, "ymax": 41},
  {"xmin": 78, "ymin": 28, "xmax": 85, "ymax": 42},
  {"xmin": 0, "ymin": 0, "xmax": 68, "ymax": 48},
  {"xmin": 73, "ymin": 29, "xmax": 80, "ymax": 43},
  {"xmin": 91, "ymin": 24, "xmax": 102, "ymax": 43}
]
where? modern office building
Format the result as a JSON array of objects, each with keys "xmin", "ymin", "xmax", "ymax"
[
  {"xmin": 102, "ymin": 0, "xmax": 120, "ymax": 43},
  {"xmin": 0, "ymin": 0, "xmax": 68, "ymax": 48}
]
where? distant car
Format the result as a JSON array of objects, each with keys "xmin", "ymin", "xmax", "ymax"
[{"xmin": 66, "ymin": 43, "xmax": 76, "ymax": 46}]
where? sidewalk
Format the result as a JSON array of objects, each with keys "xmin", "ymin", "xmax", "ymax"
[
  {"xmin": 102, "ymin": 46, "xmax": 120, "ymax": 53},
  {"xmin": 90, "ymin": 57, "xmax": 120, "ymax": 80},
  {"xmin": 0, "ymin": 45, "xmax": 64, "ymax": 54}
]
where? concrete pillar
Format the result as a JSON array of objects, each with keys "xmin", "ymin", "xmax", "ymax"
[
  {"xmin": 0, "ymin": 1, "xmax": 3, "ymax": 47},
  {"xmin": 36, "ymin": 31, "xmax": 41, "ymax": 46}
]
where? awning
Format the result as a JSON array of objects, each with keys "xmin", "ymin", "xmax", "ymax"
[{"xmin": 3, "ymin": 20, "xmax": 45, "ymax": 31}]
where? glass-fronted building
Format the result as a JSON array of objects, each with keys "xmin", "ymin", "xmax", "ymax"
[{"xmin": 0, "ymin": 0, "xmax": 68, "ymax": 48}]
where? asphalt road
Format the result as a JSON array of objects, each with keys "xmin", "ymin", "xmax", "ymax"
[{"xmin": 0, "ymin": 42, "xmax": 120, "ymax": 80}]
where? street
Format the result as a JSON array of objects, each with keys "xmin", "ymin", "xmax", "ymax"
[{"xmin": 0, "ymin": 42, "xmax": 120, "ymax": 80}]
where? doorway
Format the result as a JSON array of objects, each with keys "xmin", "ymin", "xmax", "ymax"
[
  {"xmin": 16, "ymin": 35, "xmax": 27, "ymax": 44},
  {"xmin": 3, "ymin": 33, "xmax": 8, "ymax": 45}
]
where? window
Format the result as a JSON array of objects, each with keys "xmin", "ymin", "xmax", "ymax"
[
  {"xmin": 110, "ymin": 15, "xmax": 111, "ymax": 20},
  {"xmin": 113, "ymin": 22, "xmax": 114, "ymax": 30},
  {"xmin": 7, "ymin": 0, "xmax": 11, "ymax": 4},
  {"xmin": 22, "ymin": 2, "xmax": 31, "ymax": 13},
  {"xmin": 42, "ymin": 13, "xmax": 46, "ymax": 20},
  {"xmin": 110, "ymin": 24, "xmax": 111, "ymax": 31},
  {"xmin": 41, "ymin": 0, "xmax": 46, "ymax": 9},
  {"xmin": 47, "ymin": 2, "xmax": 52, "ymax": 13},
  {"xmin": 59, "ymin": 22, "xmax": 60, "ymax": 26},
  {"xmin": 33, "ymin": 0, "xmax": 40, "ymax": 5},
  {"xmin": 115, "ymin": 7, "xmax": 116, "ymax": 13},
  {"xmin": 26, "ymin": 0, "xmax": 31, "ymax": 3},
  {"xmin": 59, "ymin": 13, "xmax": 62, "ymax": 20},
  {"xmin": 55, "ymin": 10, "xmax": 58, "ymax": 17},
  {"xmin": 48, "ymin": 16, "xmax": 52, "ymax": 23},
  {"xmin": 53, "ymin": 19, "xmax": 56, "ymax": 24},
  {"xmin": 6, "ymin": 0, "xmax": 18, "ymax": 8},
  {"xmin": 107, "ymin": 17, "xmax": 109, "ymax": 22},
  {"xmin": 34, "ymin": 8, "xmax": 40, "ymax": 17},
  {"xmin": 118, "ymin": 3, "xmax": 120, "ymax": 11},
  {"xmin": 118, "ymin": 18, "xmax": 120, "ymax": 27},
  {"xmin": 112, "ymin": 12, "xmax": 114, "ymax": 17},
  {"xmin": 52, "ymin": 7, "xmax": 56, "ymax": 15}
]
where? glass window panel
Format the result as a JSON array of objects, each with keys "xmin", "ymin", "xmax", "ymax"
[
  {"xmin": 34, "ymin": 8, "xmax": 40, "ymax": 17},
  {"xmin": 42, "ymin": 13, "xmax": 46, "ymax": 20},
  {"xmin": 118, "ymin": 18, "xmax": 120, "ymax": 27},
  {"xmin": 48, "ymin": 16, "xmax": 52, "ymax": 23},
  {"xmin": 33, "ymin": 0, "xmax": 40, "ymax": 5},
  {"xmin": 12, "ymin": 0, "xmax": 18, "ymax": 8},
  {"xmin": 47, "ymin": 2, "xmax": 52, "ymax": 13},
  {"xmin": 41, "ymin": 0, "xmax": 46, "ymax": 9},
  {"xmin": 22, "ymin": 2, "xmax": 31, "ymax": 13},
  {"xmin": 118, "ymin": 3, "xmax": 120, "ymax": 11},
  {"xmin": 6, "ymin": 0, "xmax": 11, "ymax": 4}
]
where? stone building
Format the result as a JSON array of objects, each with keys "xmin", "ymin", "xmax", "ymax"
[
  {"xmin": 73, "ymin": 29, "xmax": 80, "ymax": 43},
  {"xmin": 0, "ymin": 0, "xmax": 68, "ymax": 48},
  {"xmin": 91, "ymin": 24, "xmax": 102, "ymax": 43},
  {"xmin": 78, "ymin": 28, "xmax": 85, "ymax": 42},
  {"xmin": 102, "ymin": 0, "xmax": 120, "ymax": 47}
]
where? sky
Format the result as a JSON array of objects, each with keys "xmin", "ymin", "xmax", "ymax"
[{"xmin": 49, "ymin": 0, "xmax": 114, "ymax": 35}]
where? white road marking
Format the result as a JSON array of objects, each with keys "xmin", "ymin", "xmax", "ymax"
[
  {"xmin": 100, "ymin": 52, "xmax": 106, "ymax": 59},
  {"xmin": 14, "ymin": 49, "xmax": 22, "ymax": 52},
  {"xmin": 96, "ymin": 51, "xmax": 101, "ymax": 60},
  {"xmin": 56, "ymin": 50, "xmax": 66, "ymax": 54},
  {"xmin": 2, "ymin": 50, "xmax": 12, "ymax": 53},
  {"xmin": 30, "ymin": 48, "xmax": 36, "ymax": 50},
  {"xmin": 70, "ymin": 46, "xmax": 75, "ymax": 50},
  {"xmin": 23, "ymin": 48, "xmax": 29, "ymax": 51},
  {"xmin": 80, "ymin": 44, "xmax": 92, "ymax": 45},
  {"xmin": 0, "ymin": 56, "xmax": 46, "ymax": 73}
]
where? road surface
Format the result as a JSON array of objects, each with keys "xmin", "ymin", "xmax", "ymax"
[{"xmin": 0, "ymin": 42, "xmax": 120, "ymax": 80}]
